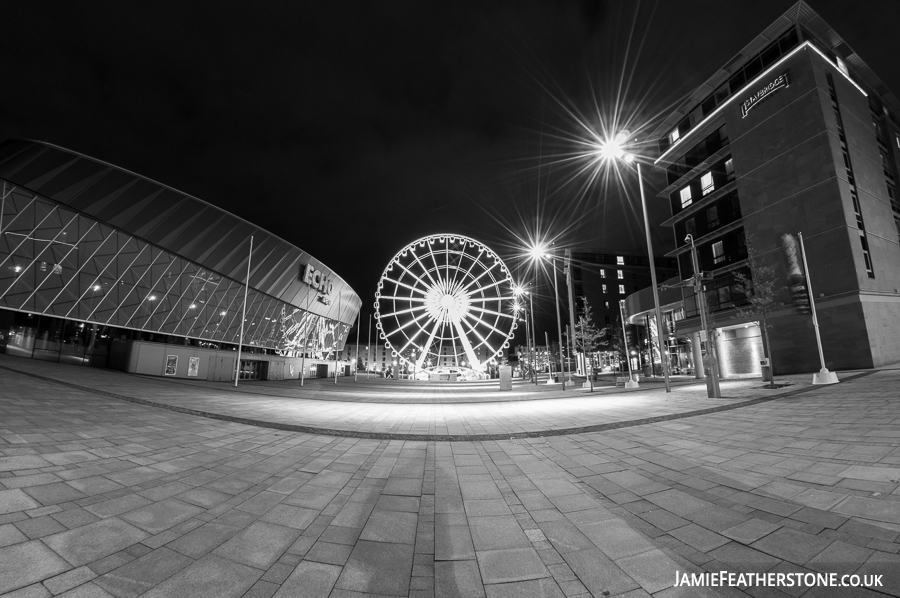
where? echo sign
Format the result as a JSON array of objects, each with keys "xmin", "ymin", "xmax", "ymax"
[
  {"xmin": 741, "ymin": 73, "xmax": 789, "ymax": 118},
  {"xmin": 302, "ymin": 263, "xmax": 334, "ymax": 295}
]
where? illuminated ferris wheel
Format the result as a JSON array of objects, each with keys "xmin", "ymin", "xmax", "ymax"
[{"xmin": 374, "ymin": 234, "xmax": 517, "ymax": 373}]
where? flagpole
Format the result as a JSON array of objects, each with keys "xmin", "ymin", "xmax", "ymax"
[
  {"xmin": 354, "ymin": 309, "xmax": 361, "ymax": 381},
  {"xmin": 334, "ymin": 292, "xmax": 340, "ymax": 385},
  {"xmin": 234, "ymin": 236, "xmax": 253, "ymax": 387},
  {"xmin": 366, "ymin": 313, "xmax": 372, "ymax": 380},
  {"xmin": 798, "ymin": 232, "xmax": 839, "ymax": 385},
  {"xmin": 301, "ymin": 289, "xmax": 310, "ymax": 387}
]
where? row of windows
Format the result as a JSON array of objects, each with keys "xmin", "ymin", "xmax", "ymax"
[
  {"xmin": 673, "ymin": 155, "xmax": 735, "ymax": 215},
  {"xmin": 870, "ymin": 96, "xmax": 900, "ymax": 243},
  {"xmin": 660, "ymin": 28, "xmax": 800, "ymax": 154},
  {"xmin": 665, "ymin": 125, "xmax": 729, "ymax": 185},
  {"xmin": 676, "ymin": 190, "xmax": 743, "ymax": 245},
  {"xmin": 600, "ymin": 284, "xmax": 628, "ymax": 295},
  {"xmin": 827, "ymin": 72, "xmax": 875, "ymax": 279}
]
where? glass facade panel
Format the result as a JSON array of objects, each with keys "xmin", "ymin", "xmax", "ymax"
[{"xmin": 1, "ymin": 182, "xmax": 351, "ymax": 359}]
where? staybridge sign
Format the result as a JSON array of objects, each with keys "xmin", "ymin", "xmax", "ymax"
[{"xmin": 741, "ymin": 73, "xmax": 789, "ymax": 118}]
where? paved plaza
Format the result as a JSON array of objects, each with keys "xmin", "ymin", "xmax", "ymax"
[{"xmin": 1, "ymin": 355, "xmax": 899, "ymax": 597}]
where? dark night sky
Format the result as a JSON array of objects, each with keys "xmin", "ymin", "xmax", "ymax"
[{"xmin": 3, "ymin": 1, "xmax": 899, "ymax": 326}]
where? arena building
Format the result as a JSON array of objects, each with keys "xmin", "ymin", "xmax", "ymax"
[{"xmin": 0, "ymin": 140, "xmax": 361, "ymax": 381}]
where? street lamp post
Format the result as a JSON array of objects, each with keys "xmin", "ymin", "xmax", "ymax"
[
  {"xmin": 528, "ymin": 291, "xmax": 537, "ymax": 385},
  {"xmin": 618, "ymin": 300, "xmax": 639, "ymax": 388},
  {"xmin": 686, "ymin": 234, "xmax": 721, "ymax": 398},
  {"xmin": 551, "ymin": 250, "xmax": 567, "ymax": 389},
  {"xmin": 595, "ymin": 132, "xmax": 671, "ymax": 392},
  {"xmin": 798, "ymin": 232, "xmax": 839, "ymax": 385}
]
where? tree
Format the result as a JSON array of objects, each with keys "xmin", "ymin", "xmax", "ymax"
[
  {"xmin": 568, "ymin": 299, "xmax": 605, "ymax": 391},
  {"xmin": 357, "ymin": 356, "xmax": 364, "ymax": 371},
  {"xmin": 732, "ymin": 235, "xmax": 785, "ymax": 389}
]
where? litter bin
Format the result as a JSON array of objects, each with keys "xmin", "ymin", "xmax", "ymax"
[{"xmin": 760, "ymin": 358, "xmax": 772, "ymax": 382}]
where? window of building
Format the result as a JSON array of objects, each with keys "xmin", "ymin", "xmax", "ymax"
[
  {"xmin": 896, "ymin": 134, "xmax": 900, "ymax": 149},
  {"xmin": 701, "ymin": 172, "xmax": 714, "ymax": 196},
  {"xmin": 670, "ymin": 128, "xmax": 680, "ymax": 144},
  {"xmin": 618, "ymin": 285, "xmax": 625, "ymax": 294},
  {"xmin": 724, "ymin": 158, "xmax": 734, "ymax": 179},
  {"xmin": 680, "ymin": 186, "xmax": 692, "ymax": 208},
  {"xmin": 602, "ymin": 284, "xmax": 607, "ymax": 294},
  {"xmin": 616, "ymin": 256, "xmax": 624, "ymax": 265},
  {"xmin": 859, "ymin": 233, "xmax": 874, "ymax": 278},
  {"xmin": 617, "ymin": 270, "xmax": 624, "ymax": 279},
  {"xmin": 599, "ymin": 269, "xmax": 605, "ymax": 278},
  {"xmin": 707, "ymin": 206, "xmax": 719, "ymax": 228},
  {"xmin": 605, "ymin": 316, "xmax": 610, "ymax": 325},
  {"xmin": 712, "ymin": 240, "xmax": 725, "ymax": 264},
  {"xmin": 604, "ymin": 301, "xmax": 610, "ymax": 309},
  {"xmin": 685, "ymin": 218, "xmax": 696, "ymax": 238}
]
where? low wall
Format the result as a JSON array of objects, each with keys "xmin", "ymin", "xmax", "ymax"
[{"xmin": 110, "ymin": 340, "xmax": 349, "ymax": 382}]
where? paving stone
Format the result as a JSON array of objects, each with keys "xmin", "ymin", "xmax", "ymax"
[
  {"xmin": 44, "ymin": 519, "xmax": 149, "ymax": 567},
  {"xmin": 750, "ymin": 527, "xmax": 833, "ymax": 564},
  {"xmin": 213, "ymin": 521, "xmax": 299, "ymax": 570},
  {"xmin": 616, "ymin": 548, "xmax": 682, "ymax": 594},
  {"xmin": 359, "ymin": 509, "xmax": 418, "ymax": 544},
  {"xmin": 561, "ymin": 548, "xmax": 640, "ymax": 596},
  {"xmin": 435, "ymin": 525, "xmax": 476, "ymax": 560},
  {"xmin": 138, "ymin": 554, "xmax": 262, "ymax": 598},
  {"xmin": 668, "ymin": 523, "xmax": 730, "ymax": 552},
  {"xmin": 118, "ymin": 498, "xmax": 204, "ymax": 534},
  {"xmin": 0, "ymin": 540, "xmax": 72, "ymax": 594},
  {"xmin": 84, "ymin": 494, "xmax": 153, "ymax": 519},
  {"xmin": 721, "ymin": 518, "xmax": 781, "ymax": 544},
  {"xmin": 0, "ymin": 489, "xmax": 43, "ymax": 514},
  {"xmin": 435, "ymin": 560, "xmax": 484, "ymax": 598},
  {"xmin": 15, "ymin": 515, "xmax": 67, "ymax": 539},
  {"xmin": 332, "ymin": 502, "xmax": 376, "ymax": 528},
  {"xmin": 469, "ymin": 515, "xmax": 530, "ymax": 551},
  {"xmin": 477, "ymin": 547, "xmax": 548, "ymax": 584},
  {"xmin": 336, "ymin": 540, "xmax": 414, "ymax": 596},
  {"xmin": 272, "ymin": 561, "xmax": 341, "ymax": 598},
  {"xmin": 92, "ymin": 547, "xmax": 192, "ymax": 598},
  {"xmin": 305, "ymin": 540, "xmax": 354, "ymax": 565}
]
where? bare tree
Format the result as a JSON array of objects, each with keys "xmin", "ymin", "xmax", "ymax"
[
  {"xmin": 568, "ymin": 298, "xmax": 605, "ymax": 391},
  {"xmin": 732, "ymin": 235, "xmax": 784, "ymax": 389}
]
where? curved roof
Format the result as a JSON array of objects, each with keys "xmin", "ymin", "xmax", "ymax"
[{"xmin": 0, "ymin": 139, "xmax": 360, "ymax": 324}]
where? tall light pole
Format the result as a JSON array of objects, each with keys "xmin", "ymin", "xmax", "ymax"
[
  {"xmin": 234, "ymin": 236, "xmax": 253, "ymax": 387},
  {"xmin": 528, "ymin": 291, "xmax": 537, "ymax": 384},
  {"xmin": 530, "ymin": 244, "xmax": 567, "ymax": 390},
  {"xmin": 686, "ymin": 234, "xmax": 721, "ymax": 398},
  {"xmin": 618, "ymin": 300, "xmax": 639, "ymax": 388},
  {"xmin": 594, "ymin": 132, "xmax": 671, "ymax": 392}
]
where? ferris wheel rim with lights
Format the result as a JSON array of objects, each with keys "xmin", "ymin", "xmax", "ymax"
[{"xmin": 374, "ymin": 234, "xmax": 517, "ymax": 375}]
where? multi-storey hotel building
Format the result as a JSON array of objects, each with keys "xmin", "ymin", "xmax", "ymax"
[{"xmin": 629, "ymin": 1, "xmax": 900, "ymax": 375}]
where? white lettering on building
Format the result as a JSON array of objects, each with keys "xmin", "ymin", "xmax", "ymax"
[
  {"xmin": 741, "ymin": 73, "xmax": 789, "ymax": 118},
  {"xmin": 302, "ymin": 263, "xmax": 334, "ymax": 296}
]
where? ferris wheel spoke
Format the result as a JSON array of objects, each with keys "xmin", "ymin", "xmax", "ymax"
[
  {"xmin": 380, "ymin": 304, "xmax": 427, "ymax": 318},
  {"xmin": 378, "ymin": 296, "xmax": 426, "ymax": 302},
  {"xmin": 467, "ymin": 296, "xmax": 514, "ymax": 303},
  {"xmin": 384, "ymin": 309, "xmax": 431, "ymax": 338},
  {"xmin": 416, "ymin": 318, "xmax": 442, "ymax": 370},
  {"xmin": 452, "ymin": 245, "xmax": 484, "ymax": 291},
  {"xmin": 451, "ymin": 317, "xmax": 482, "ymax": 369},
  {"xmin": 467, "ymin": 305, "xmax": 516, "ymax": 319},
  {"xmin": 466, "ymin": 277, "xmax": 508, "ymax": 296},
  {"xmin": 460, "ymin": 317, "xmax": 496, "ymax": 358},
  {"xmin": 382, "ymin": 276, "xmax": 429, "ymax": 295},
  {"xmin": 461, "ymin": 260, "xmax": 502, "ymax": 294},
  {"xmin": 462, "ymin": 310, "xmax": 509, "ymax": 339},
  {"xmin": 392, "ymin": 262, "xmax": 436, "ymax": 294},
  {"xmin": 408, "ymin": 248, "xmax": 442, "ymax": 290}
]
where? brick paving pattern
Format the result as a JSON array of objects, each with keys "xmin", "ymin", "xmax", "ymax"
[{"xmin": 1, "ymin": 354, "xmax": 898, "ymax": 597}]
